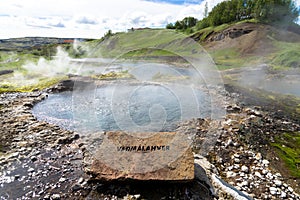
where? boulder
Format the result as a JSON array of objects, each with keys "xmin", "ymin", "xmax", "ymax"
[
  {"xmin": 84, "ymin": 131, "xmax": 194, "ymax": 181},
  {"xmin": 0, "ymin": 69, "xmax": 14, "ymax": 76}
]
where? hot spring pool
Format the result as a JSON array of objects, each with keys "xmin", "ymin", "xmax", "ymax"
[{"xmin": 32, "ymin": 83, "xmax": 212, "ymax": 132}]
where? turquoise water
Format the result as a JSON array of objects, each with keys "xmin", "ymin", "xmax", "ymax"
[{"xmin": 32, "ymin": 84, "xmax": 211, "ymax": 132}]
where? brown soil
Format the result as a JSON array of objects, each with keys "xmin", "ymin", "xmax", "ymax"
[{"xmin": 197, "ymin": 22, "xmax": 300, "ymax": 57}]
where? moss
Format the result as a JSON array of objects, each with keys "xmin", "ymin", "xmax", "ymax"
[
  {"xmin": 19, "ymin": 77, "xmax": 66, "ymax": 92},
  {"xmin": 271, "ymin": 132, "xmax": 300, "ymax": 178},
  {"xmin": 91, "ymin": 71, "xmax": 134, "ymax": 80},
  {"xmin": 267, "ymin": 95, "xmax": 275, "ymax": 100},
  {"xmin": 297, "ymin": 104, "xmax": 300, "ymax": 113},
  {"xmin": 0, "ymin": 82, "xmax": 18, "ymax": 93},
  {"xmin": 0, "ymin": 77, "xmax": 65, "ymax": 93}
]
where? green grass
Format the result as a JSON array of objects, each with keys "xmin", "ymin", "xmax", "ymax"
[
  {"xmin": 122, "ymin": 48, "xmax": 175, "ymax": 58},
  {"xmin": 0, "ymin": 76, "xmax": 66, "ymax": 93},
  {"xmin": 192, "ymin": 22, "xmax": 246, "ymax": 42},
  {"xmin": 89, "ymin": 29, "xmax": 202, "ymax": 59},
  {"xmin": 270, "ymin": 41, "xmax": 300, "ymax": 69},
  {"xmin": 197, "ymin": 23, "xmax": 230, "ymax": 35},
  {"xmin": 271, "ymin": 132, "xmax": 300, "ymax": 178},
  {"xmin": 235, "ymin": 18, "xmax": 259, "ymax": 25},
  {"xmin": 202, "ymin": 19, "xmax": 258, "ymax": 32},
  {"xmin": 0, "ymin": 52, "xmax": 38, "ymax": 70},
  {"xmin": 210, "ymin": 48, "xmax": 259, "ymax": 70},
  {"xmin": 84, "ymin": 21, "xmax": 300, "ymax": 71}
]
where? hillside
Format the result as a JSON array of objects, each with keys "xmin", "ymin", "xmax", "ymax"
[
  {"xmin": 191, "ymin": 22, "xmax": 300, "ymax": 69},
  {"xmin": 88, "ymin": 22, "xmax": 300, "ymax": 70},
  {"xmin": 194, "ymin": 22, "xmax": 299, "ymax": 53}
]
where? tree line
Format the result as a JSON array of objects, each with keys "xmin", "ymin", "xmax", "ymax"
[
  {"xmin": 167, "ymin": 0, "xmax": 299, "ymax": 31},
  {"xmin": 166, "ymin": 16, "xmax": 198, "ymax": 33}
]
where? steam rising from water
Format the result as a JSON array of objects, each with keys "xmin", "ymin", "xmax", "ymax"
[
  {"xmin": 0, "ymin": 40, "xmax": 100, "ymax": 88},
  {"xmin": 23, "ymin": 47, "xmax": 79, "ymax": 77},
  {"xmin": 238, "ymin": 64, "xmax": 300, "ymax": 97}
]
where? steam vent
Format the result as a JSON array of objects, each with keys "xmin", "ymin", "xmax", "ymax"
[{"xmin": 83, "ymin": 131, "xmax": 194, "ymax": 181}]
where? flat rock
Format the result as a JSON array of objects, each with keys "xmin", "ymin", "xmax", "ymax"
[{"xmin": 85, "ymin": 131, "xmax": 194, "ymax": 181}]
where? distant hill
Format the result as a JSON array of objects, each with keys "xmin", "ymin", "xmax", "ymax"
[{"xmin": 0, "ymin": 37, "xmax": 94, "ymax": 52}]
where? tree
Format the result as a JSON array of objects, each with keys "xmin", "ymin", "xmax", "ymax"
[
  {"xmin": 196, "ymin": 0, "xmax": 299, "ymax": 28},
  {"xmin": 168, "ymin": 17, "xmax": 198, "ymax": 31},
  {"xmin": 104, "ymin": 30, "xmax": 113, "ymax": 38},
  {"xmin": 204, "ymin": 2, "xmax": 209, "ymax": 18},
  {"xmin": 175, "ymin": 21, "xmax": 184, "ymax": 29},
  {"xmin": 196, "ymin": 18, "xmax": 210, "ymax": 29},
  {"xmin": 253, "ymin": 0, "xmax": 299, "ymax": 23},
  {"xmin": 166, "ymin": 23, "xmax": 175, "ymax": 29},
  {"xmin": 182, "ymin": 17, "xmax": 198, "ymax": 28}
]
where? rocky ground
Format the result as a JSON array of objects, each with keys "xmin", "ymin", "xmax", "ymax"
[
  {"xmin": 0, "ymin": 81, "xmax": 300, "ymax": 199},
  {"xmin": 192, "ymin": 107, "xmax": 300, "ymax": 199}
]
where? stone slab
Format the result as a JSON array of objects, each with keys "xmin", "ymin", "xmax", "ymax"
[{"xmin": 85, "ymin": 131, "xmax": 194, "ymax": 181}]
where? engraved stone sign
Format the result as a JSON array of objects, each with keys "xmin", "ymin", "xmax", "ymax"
[{"xmin": 85, "ymin": 131, "xmax": 194, "ymax": 181}]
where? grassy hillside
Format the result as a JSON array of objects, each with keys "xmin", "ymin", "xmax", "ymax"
[
  {"xmin": 89, "ymin": 29, "xmax": 181, "ymax": 58},
  {"xmin": 271, "ymin": 41, "xmax": 300, "ymax": 69},
  {"xmin": 191, "ymin": 21, "xmax": 300, "ymax": 69},
  {"xmin": 87, "ymin": 28, "xmax": 213, "ymax": 63},
  {"xmin": 87, "ymin": 21, "xmax": 300, "ymax": 70}
]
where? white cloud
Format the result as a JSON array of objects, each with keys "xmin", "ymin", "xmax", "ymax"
[
  {"xmin": 48, "ymin": 22, "xmax": 65, "ymax": 28},
  {"xmin": 2, "ymin": 0, "xmax": 279, "ymax": 39},
  {"xmin": 127, "ymin": 11, "xmax": 149, "ymax": 26},
  {"xmin": 76, "ymin": 16, "xmax": 98, "ymax": 25}
]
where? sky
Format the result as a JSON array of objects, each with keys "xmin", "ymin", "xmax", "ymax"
[
  {"xmin": 0, "ymin": 0, "xmax": 299, "ymax": 39},
  {"xmin": 0, "ymin": 0, "xmax": 225, "ymax": 39}
]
